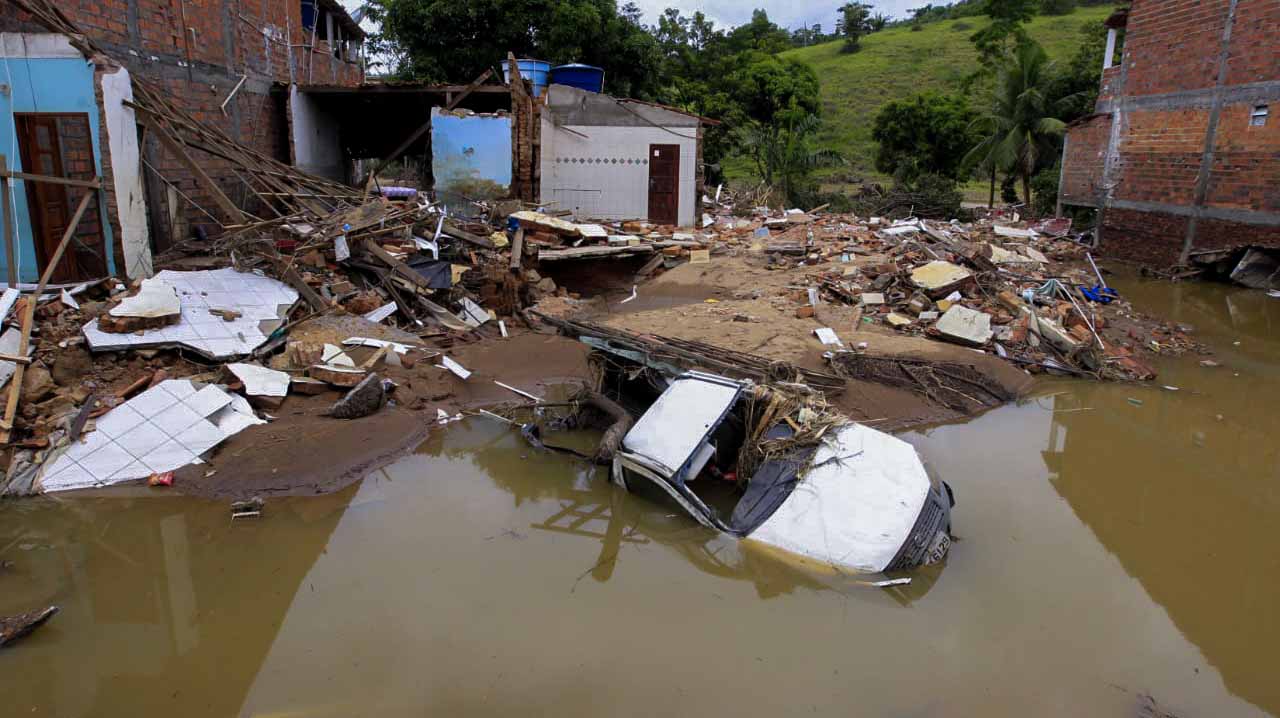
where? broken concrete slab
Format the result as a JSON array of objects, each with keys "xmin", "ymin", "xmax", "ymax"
[
  {"xmin": 860, "ymin": 292, "xmax": 885, "ymax": 306},
  {"xmin": 511, "ymin": 211, "xmax": 582, "ymax": 237},
  {"xmin": 228, "ymin": 363, "xmax": 289, "ymax": 398},
  {"xmin": 290, "ymin": 377, "xmax": 330, "ymax": 395},
  {"xmin": 886, "ymin": 312, "xmax": 913, "ymax": 328},
  {"xmin": 308, "ymin": 365, "xmax": 368, "ymax": 387},
  {"xmin": 910, "ymin": 261, "xmax": 974, "ymax": 298},
  {"xmin": 82, "ymin": 269, "xmax": 297, "ymax": 360},
  {"xmin": 36, "ymin": 380, "xmax": 264, "ymax": 492},
  {"xmin": 936, "ymin": 305, "xmax": 994, "ymax": 346},
  {"xmin": 328, "ymin": 373, "xmax": 387, "ymax": 419},
  {"xmin": 1035, "ymin": 316, "xmax": 1080, "ymax": 353},
  {"xmin": 993, "ymin": 225, "xmax": 1038, "ymax": 239}
]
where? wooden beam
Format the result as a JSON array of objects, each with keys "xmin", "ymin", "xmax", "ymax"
[
  {"xmin": 0, "ymin": 190, "xmax": 94, "ymax": 442},
  {"xmin": 509, "ymin": 227, "xmax": 524, "ymax": 272},
  {"xmin": 140, "ymin": 115, "xmax": 247, "ymax": 224},
  {"xmin": 0, "ymin": 170, "xmax": 101, "ymax": 190},
  {"xmin": 1, "ymin": 155, "xmax": 15, "ymax": 287},
  {"xmin": 441, "ymin": 219, "xmax": 496, "ymax": 250},
  {"xmin": 444, "ymin": 68, "xmax": 493, "ymax": 111},
  {"xmin": 366, "ymin": 67, "xmax": 495, "ymax": 183}
]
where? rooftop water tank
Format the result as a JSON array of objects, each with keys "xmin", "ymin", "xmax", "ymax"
[
  {"xmin": 550, "ymin": 64, "xmax": 605, "ymax": 94},
  {"xmin": 503, "ymin": 59, "xmax": 551, "ymax": 97}
]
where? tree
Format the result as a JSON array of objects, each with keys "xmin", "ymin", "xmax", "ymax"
[
  {"xmin": 872, "ymin": 92, "xmax": 978, "ymax": 182},
  {"xmin": 726, "ymin": 53, "xmax": 822, "ymax": 127},
  {"xmin": 1046, "ymin": 21, "xmax": 1114, "ymax": 123},
  {"xmin": 970, "ymin": 0, "xmax": 1036, "ymax": 69},
  {"xmin": 963, "ymin": 40, "xmax": 1067, "ymax": 205},
  {"xmin": 374, "ymin": 0, "xmax": 663, "ymax": 98},
  {"xmin": 738, "ymin": 114, "xmax": 844, "ymax": 204},
  {"xmin": 725, "ymin": 9, "xmax": 793, "ymax": 55},
  {"xmin": 839, "ymin": 2, "xmax": 873, "ymax": 53}
]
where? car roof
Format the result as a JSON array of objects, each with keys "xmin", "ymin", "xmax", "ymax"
[{"xmin": 621, "ymin": 372, "xmax": 743, "ymax": 478}]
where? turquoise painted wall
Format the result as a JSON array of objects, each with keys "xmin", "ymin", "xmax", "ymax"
[{"xmin": 0, "ymin": 55, "xmax": 115, "ymax": 282}]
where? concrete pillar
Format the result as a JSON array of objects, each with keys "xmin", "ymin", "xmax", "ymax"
[{"xmin": 1103, "ymin": 28, "xmax": 1118, "ymax": 70}]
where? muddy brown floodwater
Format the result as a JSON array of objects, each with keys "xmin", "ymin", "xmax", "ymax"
[{"xmin": 1, "ymin": 273, "xmax": 1278, "ymax": 717}]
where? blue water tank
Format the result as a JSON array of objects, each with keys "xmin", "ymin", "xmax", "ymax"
[
  {"xmin": 503, "ymin": 59, "xmax": 551, "ymax": 97},
  {"xmin": 550, "ymin": 64, "xmax": 605, "ymax": 94}
]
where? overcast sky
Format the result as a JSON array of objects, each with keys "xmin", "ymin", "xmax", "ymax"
[
  {"xmin": 339, "ymin": 1, "xmax": 922, "ymax": 37},
  {"xmin": 624, "ymin": 1, "xmax": 919, "ymax": 29}
]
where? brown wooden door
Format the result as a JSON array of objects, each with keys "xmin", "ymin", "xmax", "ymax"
[
  {"xmin": 647, "ymin": 144, "xmax": 680, "ymax": 226},
  {"xmin": 16, "ymin": 115, "xmax": 78, "ymax": 282}
]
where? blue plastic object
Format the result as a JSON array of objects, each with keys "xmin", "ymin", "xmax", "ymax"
[
  {"xmin": 550, "ymin": 63, "xmax": 605, "ymax": 93},
  {"xmin": 1081, "ymin": 285, "xmax": 1119, "ymax": 304},
  {"xmin": 503, "ymin": 59, "xmax": 551, "ymax": 97}
]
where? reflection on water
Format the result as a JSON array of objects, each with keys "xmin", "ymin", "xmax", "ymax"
[{"xmin": 0, "ymin": 275, "xmax": 1276, "ymax": 717}]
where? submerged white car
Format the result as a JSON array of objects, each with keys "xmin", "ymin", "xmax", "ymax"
[{"xmin": 610, "ymin": 372, "xmax": 953, "ymax": 574}]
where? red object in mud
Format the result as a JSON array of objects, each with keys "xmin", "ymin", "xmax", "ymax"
[
  {"xmin": 722, "ymin": 471, "xmax": 737, "ymax": 483},
  {"xmin": 147, "ymin": 472, "xmax": 174, "ymax": 487}
]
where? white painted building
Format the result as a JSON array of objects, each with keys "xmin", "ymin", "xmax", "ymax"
[{"xmin": 538, "ymin": 85, "xmax": 704, "ymax": 227}]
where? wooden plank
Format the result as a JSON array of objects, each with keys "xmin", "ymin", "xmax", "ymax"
[
  {"xmin": 509, "ymin": 227, "xmax": 524, "ymax": 271},
  {"xmin": 275, "ymin": 261, "xmax": 328, "ymax": 312},
  {"xmin": 1, "ymin": 156, "xmax": 15, "ymax": 287},
  {"xmin": 366, "ymin": 68, "xmax": 493, "ymax": 183},
  {"xmin": 0, "ymin": 190, "xmax": 94, "ymax": 441},
  {"xmin": 441, "ymin": 219, "xmax": 496, "ymax": 250},
  {"xmin": 444, "ymin": 68, "xmax": 493, "ymax": 111},
  {"xmin": 0, "ymin": 170, "xmax": 101, "ymax": 190},
  {"xmin": 140, "ymin": 115, "xmax": 247, "ymax": 224}
]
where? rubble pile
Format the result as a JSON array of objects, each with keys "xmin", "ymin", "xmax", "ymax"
[{"xmin": 685, "ymin": 193, "xmax": 1193, "ymax": 382}]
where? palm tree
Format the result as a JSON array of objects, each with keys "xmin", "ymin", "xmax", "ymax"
[
  {"xmin": 963, "ymin": 40, "xmax": 1066, "ymax": 206},
  {"xmin": 738, "ymin": 113, "xmax": 843, "ymax": 205}
]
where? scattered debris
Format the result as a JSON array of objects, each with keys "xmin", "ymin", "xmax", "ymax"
[
  {"xmin": 328, "ymin": 373, "xmax": 388, "ymax": 419},
  {"xmin": 0, "ymin": 606, "xmax": 58, "ymax": 647}
]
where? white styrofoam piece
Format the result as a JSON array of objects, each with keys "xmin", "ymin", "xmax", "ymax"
[
  {"xmin": 993, "ymin": 224, "xmax": 1038, "ymax": 239},
  {"xmin": 363, "ymin": 302, "xmax": 397, "ymax": 324},
  {"xmin": 0, "ymin": 328, "xmax": 25, "ymax": 390},
  {"xmin": 109, "ymin": 277, "xmax": 180, "ymax": 318},
  {"xmin": 440, "ymin": 356, "xmax": 471, "ymax": 380},
  {"xmin": 37, "ymin": 380, "xmax": 263, "ymax": 493},
  {"xmin": 321, "ymin": 344, "xmax": 356, "ymax": 367},
  {"xmin": 814, "ymin": 327, "xmax": 843, "ymax": 346},
  {"xmin": 0, "ymin": 288, "xmax": 18, "ymax": 324},
  {"xmin": 228, "ymin": 363, "xmax": 290, "ymax": 397},
  {"xmin": 342, "ymin": 337, "xmax": 421, "ymax": 355},
  {"xmin": 82, "ymin": 269, "xmax": 297, "ymax": 360}
]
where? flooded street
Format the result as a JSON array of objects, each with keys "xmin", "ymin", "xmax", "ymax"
[{"xmin": 1, "ymin": 276, "xmax": 1278, "ymax": 717}]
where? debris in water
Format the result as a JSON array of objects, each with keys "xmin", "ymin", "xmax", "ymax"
[
  {"xmin": 1127, "ymin": 398, "xmax": 1144, "ymax": 406},
  {"xmin": 0, "ymin": 606, "xmax": 58, "ymax": 647}
]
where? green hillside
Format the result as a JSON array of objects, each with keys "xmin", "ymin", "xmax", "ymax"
[{"xmin": 781, "ymin": 5, "xmax": 1115, "ymax": 179}]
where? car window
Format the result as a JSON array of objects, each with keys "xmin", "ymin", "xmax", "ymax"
[{"xmin": 622, "ymin": 467, "xmax": 695, "ymax": 519}]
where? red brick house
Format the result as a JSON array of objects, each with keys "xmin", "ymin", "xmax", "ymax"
[
  {"xmin": 1059, "ymin": 1, "xmax": 1280, "ymax": 266},
  {"xmin": 0, "ymin": 0, "xmax": 365, "ymax": 281}
]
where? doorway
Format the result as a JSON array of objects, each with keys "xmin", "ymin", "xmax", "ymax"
[
  {"xmin": 15, "ymin": 113, "xmax": 107, "ymax": 282},
  {"xmin": 646, "ymin": 144, "xmax": 679, "ymax": 226}
]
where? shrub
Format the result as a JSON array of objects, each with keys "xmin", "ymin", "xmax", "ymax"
[
  {"xmin": 1040, "ymin": 0, "xmax": 1077, "ymax": 15},
  {"xmin": 952, "ymin": 21, "xmax": 972, "ymax": 31},
  {"xmin": 1030, "ymin": 162, "xmax": 1060, "ymax": 216}
]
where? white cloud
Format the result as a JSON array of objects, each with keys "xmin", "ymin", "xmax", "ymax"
[{"xmin": 624, "ymin": 0, "xmax": 920, "ymax": 29}]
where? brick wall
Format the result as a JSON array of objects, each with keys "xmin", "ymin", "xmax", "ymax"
[
  {"xmin": 1114, "ymin": 108, "xmax": 1209, "ymax": 205},
  {"xmin": 1120, "ymin": 0, "xmax": 1230, "ymax": 96},
  {"xmin": 3, "ymin": 0, "xmax": 364, "ymax": 253},
  {"xmin": 55, "ymin": 114, "xmax": 111, "ymax": 277},
  {"xmin": 1206, "ymin": 102, "xmax": 1280, "ymax": 211},
  {"xmin": 1061, "ymin": 0, "xmax": 1280, "ymax": 267},
  {"xmin": 1061, "ymin": 114, "xmax": 1110, "ymax": 205}
]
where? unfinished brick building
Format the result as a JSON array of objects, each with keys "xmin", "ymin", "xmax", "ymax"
[
  {"xmin": 0, "ymin": 0, "xmax": 365, "ymax": 281},
  {"xmin": 1059, "ymin": 1, "xmax": 1280, "ymax": 267}
]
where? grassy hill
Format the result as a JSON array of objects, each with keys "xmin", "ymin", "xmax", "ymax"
[{"xmin": 779, "ymin": 5, "xmax": 1116, "ymax": 181}]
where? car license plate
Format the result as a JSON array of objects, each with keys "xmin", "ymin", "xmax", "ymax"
[{"xmin": 925, "ymin": 532, "xmax": 951, "ymax": 564}]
